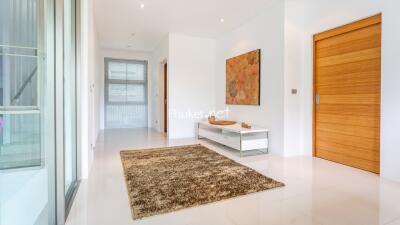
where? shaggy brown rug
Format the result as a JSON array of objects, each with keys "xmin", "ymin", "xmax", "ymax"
[{"xmin": 120, "ymin": 144, "xmax": 284, "ymax": 220}]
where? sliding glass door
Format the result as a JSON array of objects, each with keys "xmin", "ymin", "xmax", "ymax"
[
  {"xmin": 63, "ymin": 0, "xmax": 78, "ymax": 206},
  {"xmin": 105, "ymin": 59, "xmax": 148, "ymax": 128},
  {"xmin": 0, "ymin": 0, "xmax": 79, "ymax": 224},
  {"xmin": 0, "ymin": 0, "xmax": 56, "ymax": 224}
]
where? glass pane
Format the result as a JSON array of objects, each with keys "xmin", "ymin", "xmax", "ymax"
[
  {"xmin": 0, "ymin": 56, "xmax": 38, "ymax": 107},
  {"xmin": 0, "ymin": 1, "xmax": 37, "ymax": 48},
  {"xmin": 64, "ymin": 0, "xmax": 77, "ymax": 200},
  {"xmin": 127, "ymin": 63, "xmax": 145, "ymax": 81},
  {"xmin": 0, "ymin": 0, "xmax": 42, "ymax": 168},
  {"xmin": 105, "ymin": 60, "xmax": 148, "ymax": 128},
  {"xmin": 106, "ymin": 104, "xmax": 147, "ymax": 128},
  {"xmin": 0, "ymin": 113, "xmax": 41, "ymax": 170},
  {"xmin": 0, "ymin": 0, "xmax": 39, "ymax": 107},
  {"xmin": 108, "ymin": 62, "xmax": 126, "ymax": 80},
  {"xmin": 0, "ymin": 0, "xmax": 56, "ymax": 225},
  {"xmin": 127, "ymin": 84, "xmax": 145, "ymax": 102},
  {"xmin": 108, "ymin": 83, "xmax": 127, "ymax": 102}
]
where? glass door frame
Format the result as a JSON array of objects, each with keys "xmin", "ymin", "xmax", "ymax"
[
  {"xmin": 0, "ymin": 0, "xmax": 57, "ymax": 224},
  {"xmin": 0, "ymin": 0, "xmax": 80, "ymax": 224},
  {"xmin": 63, "ymin": 0, "xmax": 78, "ymax": 210},
  {"xmin": 55, "ymin": 0, "xmax": 80, "ymax": 223}
]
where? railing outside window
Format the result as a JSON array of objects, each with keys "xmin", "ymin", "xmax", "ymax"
[{"xmin": 0, "ymin": 0, "xmax": 43, "ymax": 170}]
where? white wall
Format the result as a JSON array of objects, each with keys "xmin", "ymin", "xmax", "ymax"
[
  {"xmin": 88, "ymin": 0, "xmax": 101, "ymax": 154},
  {"xmin": 79, "ymin": 0, "xmax": 99, "ymax": 178},
  {"xmin": 98, "ymin": 49, "xmax": 153, "ymax": 130},
  {"xmin": 168, "ymin": 33, "xmax": 217, "ymax": 139},
  {"xmin": 284, "ymin": 0, "xmax": 400, "ymax": 182},
  {"xmin": 150, "ymin": 36, "xmax": 169, "ymax": 132},
  {"xmin": 283, "ymin": 0, "xmax": 306, "ymax": 156},
  {"xmin": 380, "ymin": 0, "xmax": 400, "ymax": 182},
  {"xmin": 79, "ymin": 0, "xmax": 89, "ymax": 180},
  {"xmin": 215, "ymin": 1, "xmax": 285, "ymax": 155}
]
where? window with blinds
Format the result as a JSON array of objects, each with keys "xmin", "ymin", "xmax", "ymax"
[{"xmin": 105, "ymin": 59, "xmax": 148, "ymax": 128}]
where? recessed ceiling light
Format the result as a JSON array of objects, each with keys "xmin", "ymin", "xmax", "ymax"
[
  {"xmin": 220, "ymin": 18, "xmax": 225, "ymax": 23},
  {"xmin": 140, "ymin": 3, "xmax": 145, "ymax": 9}
]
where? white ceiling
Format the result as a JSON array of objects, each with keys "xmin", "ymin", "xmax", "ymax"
[{"xmin": 94, "ymin": 0, "xmax": 278, "ymax": 52}]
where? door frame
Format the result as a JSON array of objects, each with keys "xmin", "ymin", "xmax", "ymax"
[
  {"xmin": 163, "ymin": 63, "xmax": 168, "ymax": 133},
  {"xmin": 55, "ymin": 0, "xmax": 81, "ymax": 222},
  {"xmin": 312, "ymin": 13, "xmax": 382, "ymax": 157}
]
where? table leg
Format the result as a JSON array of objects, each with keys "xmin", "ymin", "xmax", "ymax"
[
  {"xmin": 266, "ymin": 131, "xmax": 269, "ymax": 154},
  {"xmin": 197, "ymin": 123, "xmax": 200, "ymax": 139},
  {"xmin": 240, "ymin": 133, "xmax": 243, "ymax": 157}
]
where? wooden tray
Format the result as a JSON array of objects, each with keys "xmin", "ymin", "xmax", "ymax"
[{"xmin": 209, "ymin": 120, "xmax": 237, "ymax": 126}]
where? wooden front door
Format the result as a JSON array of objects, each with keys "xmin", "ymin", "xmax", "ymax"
[{"xmin": 313, "ymin": 14, "xmax": 382, "ymax": 174}]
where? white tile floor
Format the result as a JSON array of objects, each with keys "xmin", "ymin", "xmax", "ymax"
[{"xmin": 66, "ymin": 128, "xmax": 400, "ymax": 225}]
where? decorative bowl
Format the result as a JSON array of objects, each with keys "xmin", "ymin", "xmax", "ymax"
[{"xmin": 209, "ymin": 120, "xmax": 237, "ymax": 126}]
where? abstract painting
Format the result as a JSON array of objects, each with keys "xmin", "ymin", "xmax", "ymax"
[{"xmin": 226, "ymin": 49, "xmax": 260, "ymax": 105}]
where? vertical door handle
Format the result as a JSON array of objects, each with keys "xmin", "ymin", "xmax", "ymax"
[{"xmin": 316, "ymin": 94, "xmax": 320, "ymax": 112}]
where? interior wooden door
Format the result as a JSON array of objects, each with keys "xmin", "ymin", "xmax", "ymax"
[
  {"xmin": 164, "ymin": 63, "xmax": 168, "ymax": 133},
  {"xmin": 313, "ymin": 14, "xmax": 382, "ymax": 174}
]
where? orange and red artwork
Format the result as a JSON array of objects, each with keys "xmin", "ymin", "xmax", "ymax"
[{"xmin": 226, "ymin": 49, "xmax": 260, "ymax": 105}]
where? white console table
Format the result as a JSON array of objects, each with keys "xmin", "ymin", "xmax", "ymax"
[{"xmin": 197, "ymin": 121, "xmax": 269, "ymax": 156}]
